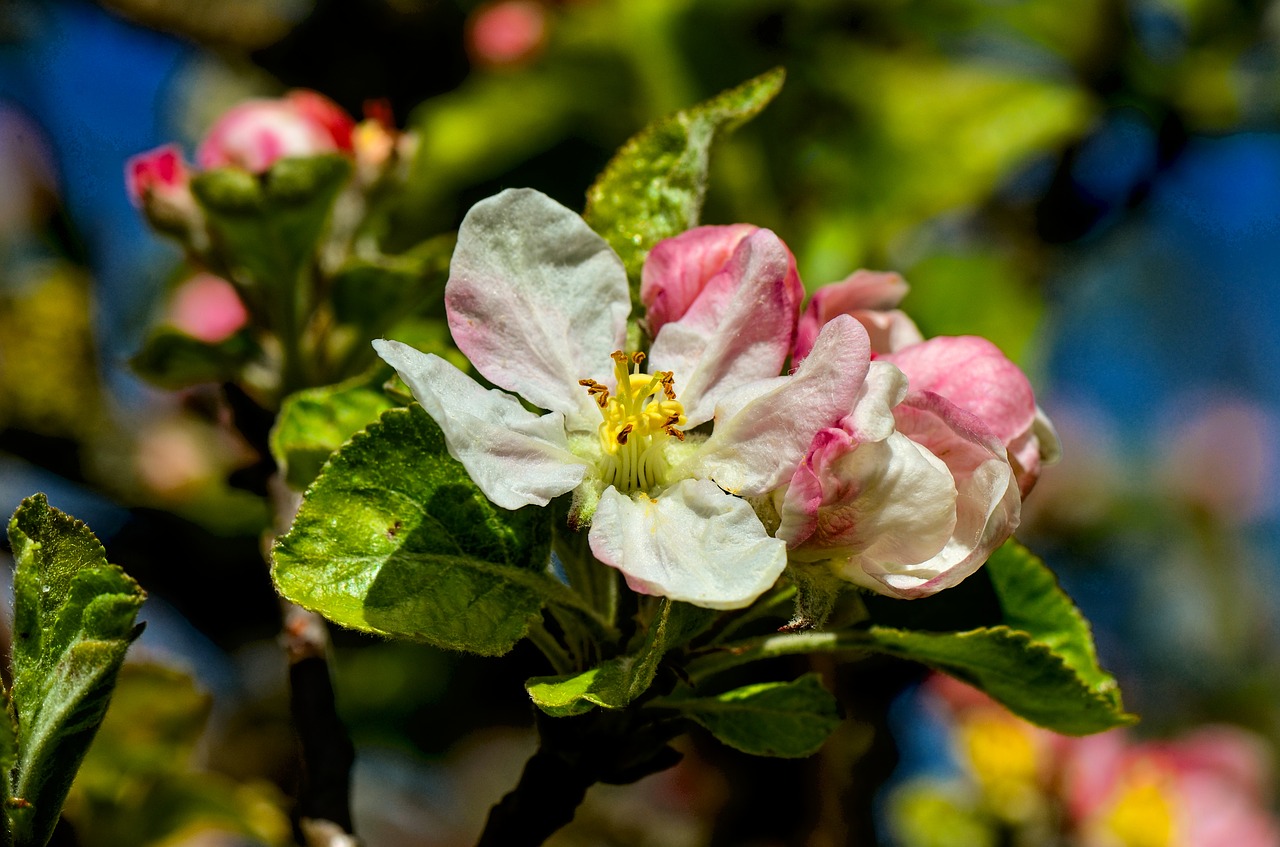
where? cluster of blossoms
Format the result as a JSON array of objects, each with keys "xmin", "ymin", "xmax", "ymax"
[
  {"xmin": 375, "ymin": 188, "xmax": 1059, "ymax": 611},
  {"xmin": 902, "ymin": 676, "xmax": 1280, "ymax": 847},
  {"xmin": 125, "ymin": 89, "xmax": 414, "ymax": 248}
]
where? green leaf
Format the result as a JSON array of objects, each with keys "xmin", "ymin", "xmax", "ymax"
[
  {"xmin": 863, "ymin": 625, "xmax": 1129, "ymax": 736},
  {"xmin": 583, "ymin": 68, "xmax": 785, "ymax": 295},
  {"xmin": 330, "ymin": 233, "xmax": 453, "ymax": 337},
  {"xmin": 661, "ymin": 674, "xmax": 841, "ymax": 758},
  {"xmin": 192, "ymin": 156, "xmax": 352, "ymax": 332},
  {"xmin": 983, "ymin": 541, "xmax": 1112, "ymax": 691},
  {"xmin": 866, "ymin": 541, "xmax": 1132, "ymax": 735},
  {"xmin": 129, "ymin": 329, "xmax": 260, "ymax": 390},
  {"xmin": 527, "ymin": 599, "xmax": 716, "ymax": 717},
  {"xmin": 6, "ymin": 494, "xmax": 145, "ymax": 847},
  {"xmin": 690, "ymin": 542, "xmax": 1132, "ymax": 735},
  {"xmin": 272, "ymin": 405, "xmax": 555, "ymax": 655},
  {"xmin": 270, "ymin": 378, "xmax": 396, "ymax": 491}
]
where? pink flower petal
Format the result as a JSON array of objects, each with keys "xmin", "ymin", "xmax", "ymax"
[
  {"xmin": 649, "ymin": 229, "xmax": 802, "ymax": 425},
  {"xmin": 640, "ymin": 224, "xmax": 758, "ymax": 334},
  {"xmin": 794, "ymin": 269, "xmax": 922, "ymax": 361}
]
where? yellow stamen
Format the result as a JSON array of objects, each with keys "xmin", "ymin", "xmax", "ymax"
[{"xmin": 581, "ymin": 350, "xmax": 687, "ymax": 492}]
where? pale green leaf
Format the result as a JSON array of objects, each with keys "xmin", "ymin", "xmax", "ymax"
[
  {"xmin": 7, "ymin": 494, "xmax": 145, "ymax": 847},
  {"xmin": 270, "ymin": 378, "xmax": 396, "ymax": 491},
  {"xmin": 584, "ymin": 68, "xmax": 785, "ymax": 294}
]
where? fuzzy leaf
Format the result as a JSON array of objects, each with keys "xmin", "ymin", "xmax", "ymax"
[
  {"xmin": 272, "ymin": 405, "xmax": 555, "ymax": 655},
  {"xmin": 663, "ymin": 674, "xmax": 841, "ymax": 758},
  {"xmin": 526, "ymin": 600, "xmax": 715, "ymax": 716},
  {"xmin": 6, "ymin": 494, "xmax": 145, "ymax": 847},
  {"xmin": 270, "ymin": 378, "xmax": 396, "ymax": 491},
  {"xmin": 583, "ymin": 68, "xmax": 784, "ymax": 294}
]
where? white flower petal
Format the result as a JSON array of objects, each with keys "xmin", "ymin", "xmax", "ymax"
[
  {"xmin": 780, "ymin": 431, "xmax": 957, "ymax": 565},
  {"xmin": 375, "ymin": 339, "xmax": 589, "ymax": 509},
  {"xmin": 680, "ymin": 314, "xmax": 870, "ymax": 497},
  {"xmin": 445, "ymin": 188, "xmax": 629, "ymax": 430},
  {"xmin": 842, "ymin": 361, "xmax": 908, "ymax": 443},
  {"xmin": 588, "ymin": 479, "xmax": 787, "ymax": 610}
]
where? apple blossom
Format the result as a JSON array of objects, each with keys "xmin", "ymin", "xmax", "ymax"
[
  {"xmin": 197, "ymin": 90, "xmax": 356, "ymax": 174},
  {"xmin": 374, "ymin": 188, "xmax": 871, "ymax": 609},
  {"xmin": 792, "ymin": 270, "xmax": 1061, "ymax": 496},
  {"xmin": 776, "ymin": 360, "xmax": 1020, "ymax": 599}
]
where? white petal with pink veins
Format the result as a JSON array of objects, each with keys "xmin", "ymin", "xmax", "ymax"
[
  {"xmin": 374, "ymin": 339, "xmax": 588, "ymax": 510},
  {"xmin": 588, "ymin": 478, "xmax": 787, "ymax": 609},
  {"xmin": 445, "ymin": 188, "xmax": 630, "ymax": 431}
]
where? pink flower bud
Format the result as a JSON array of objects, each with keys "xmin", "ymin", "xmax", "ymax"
[
  {"xmin": 467, "ymin": 1, "xmax": 548, "ymax": 68},
  {"xmin": 125, "ymin": 143, "xmax": 188, "ymax": 206},
  {"xmin": 197, "ymin": 90, "xmax": 356, "ymax": 173},
  {"xmin": 124, "ymin": 144, "xmax": 203, "ymax": 236},
  {"xmin": 882, "ymin": 336, "xmax": 1060, "ymax": 496},
  {"xmin": 168, "ymin": 273, "xmax": 249, "ymax": 343}
]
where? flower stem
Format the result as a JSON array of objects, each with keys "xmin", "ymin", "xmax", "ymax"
[{"xmin": 686, "ymin": 630, "xmax": 873, "ymax": 682}]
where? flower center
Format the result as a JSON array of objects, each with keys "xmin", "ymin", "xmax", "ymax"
[{"xmin": 579, "ymin": 351, "xmax": 687, "ymax": 492}]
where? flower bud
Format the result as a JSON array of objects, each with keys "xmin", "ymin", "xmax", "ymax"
[
  {"xmin": 124, "ymin": 144, "xmax": 204, "ymax": 237},
  {"xmin": 197, "ymin": 90, "xmax": 355, "ymax": 174}
]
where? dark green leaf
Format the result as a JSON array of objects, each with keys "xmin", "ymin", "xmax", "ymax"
[
  {"xmin": 192, "ymin": 155, "xmax": 352, "ymax": 332},
  {"xmin": 330, "ymin": 234, "xmax": 453, "ymax": 337},
  {"xmin": 983, "ymin": 540, "xmax": 1112, "ymax": 691},
  {"xmin": 7, "ymin": 494, "xmax": 145, "ymax": 847},
  {"xmin": 270, "ymin": 378, "xmax": 396, "ymax": 491},
  {"xmin": 527, "ymin": 600, "xmax": 716, "ymax": 716},
  {"xmin": 662, "ymin": 673, "xmax": 841, "ymax": 758},
  {"xmin": 583, "ymin": 68, "xmax": 785, "ymax": 295},
  {"xmin": 129, "ymin": 329, "xmax": 259, "ymax": 390},
  {"xmin": 272, "ymin": 405, "xmax": 555, "ymax": 655},
  {"xmin": 693, "ymin": 542, "xmax": 1131, "ymax": 735},
  {"xmin": 863, "ymin": 625, "xmax": 1131, "ymax": 736}
]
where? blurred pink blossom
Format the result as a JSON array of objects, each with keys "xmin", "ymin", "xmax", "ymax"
[
  {"xmin": 1159, "ymin": 395, "xmax": 1279, "ymax": 524},
  {"xmin": 467, "ymin": 1, "xmax": 549, "ymax": 68},
  {"xmin": 1062, "ymin": 727, "xmax": 1280, "ymax": 847},
  {"xmin": 197, "ymin": 90, "xmax": 356, "ymax": 173},
  {"xmin": 168, "ymin": 274, "xmax": 248, "ymax": 343}
]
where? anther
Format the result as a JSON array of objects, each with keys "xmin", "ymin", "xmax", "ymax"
[{"xmin": 616, "ymin": 423, "xmax": 634, "ymax": 445}]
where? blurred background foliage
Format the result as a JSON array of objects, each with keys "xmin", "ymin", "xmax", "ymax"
[{"xmin": 3, "ymin": 0, "xmax": 1280, "ymax": 844}]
